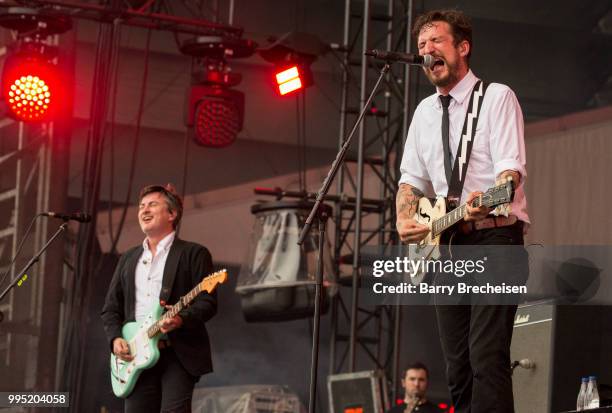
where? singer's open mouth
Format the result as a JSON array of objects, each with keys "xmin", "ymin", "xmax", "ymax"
[{"xmin": 432, "ymin": 58, "xmax": 445, "ymax": 69}]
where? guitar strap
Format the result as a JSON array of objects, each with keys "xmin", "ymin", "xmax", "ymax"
[{"xmin": 446, "ymin": 80, "xmax": 489, "ymax": 201}]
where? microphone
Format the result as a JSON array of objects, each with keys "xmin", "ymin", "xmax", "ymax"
[
  {"xmin": 42, "ymin": 212, "xmax": 92, "ymax": 223},
  {"xmin": 365, "ymin": 50, "xmax": 434, "ymax": 67}
]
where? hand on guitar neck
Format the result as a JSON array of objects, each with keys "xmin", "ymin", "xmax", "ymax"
[
  {"xmin": 464, "ymin": 172, "xmax": 518, "ymax": 221},
  {"xmin": 159, "ymin": 304, "xmax": 183, "ymax": 333},
  {"xmin": 464, "ymin": 191, "xmax": 492, "ymax": 222}
]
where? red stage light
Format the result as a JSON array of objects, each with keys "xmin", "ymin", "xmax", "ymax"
[
  {"xmin": 275, "ymin": 65, "xmax": 304, "ymax": 96},
  {"xmin": 185, "ymin": 85, "xmax": 244, "ymax": 147},
  {"xmin": 275, "ymin": 66, "xmax": 299, "ymax": 84},
  {"xmin": 2, "ymin": 52, "xmax": 58, "ymax": 122}
]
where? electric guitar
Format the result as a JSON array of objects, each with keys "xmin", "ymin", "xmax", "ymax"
[
  {"xmin": 110, "ymin": 269, "xmax": 228, "ymax": 398},
  {"xmin": 408, "ymin": 179, "xmax": 515, "ymax": 284}
]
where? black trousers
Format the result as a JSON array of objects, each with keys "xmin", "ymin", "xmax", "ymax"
[
  {"xmin": 435, "ymin": 222, "xmax": 528, "ymax": 413},
  {"xmin": 125, "ymin": 347, "xmax": 199, "ymax": 413}
]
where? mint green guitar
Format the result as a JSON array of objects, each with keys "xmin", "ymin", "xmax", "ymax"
[{"xmin": 110, "ymin": 269, "xmax": 227, "ymax": 398}]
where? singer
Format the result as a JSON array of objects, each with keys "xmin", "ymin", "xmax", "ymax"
[
  {"xmin": 101, "ymin": 184, "xmax": 217, "ymax": 413},
  {"xmin": 395, "ymin": 9, "xmax": 529, "ymax": 413}
]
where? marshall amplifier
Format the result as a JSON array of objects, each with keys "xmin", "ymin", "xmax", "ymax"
[{"xmin": 511, "ymin": 301, "xmax": 607, "ymax": 413}]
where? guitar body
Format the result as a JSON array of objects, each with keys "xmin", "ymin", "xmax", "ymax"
[
  {"xmin": 405, "ymin": 180, "xmax": 516, "ymax": 285},
  {"xmin": 110, "ymin": 304, "xmax": 164, "ymax": 398},
  {"xmin": 108, "ymin": 269, "xmax": 228, "ymax": 399},
  {"xmin": 408, "ymin": 197, "xmax": 447, "ymax": 285}
]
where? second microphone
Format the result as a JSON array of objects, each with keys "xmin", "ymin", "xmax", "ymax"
[{"xmin": 365, "ymin": 50, "xmax": 434, "ymax": 67}]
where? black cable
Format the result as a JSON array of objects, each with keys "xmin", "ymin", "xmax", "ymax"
[
  {"xmin": 60, "ymin": 20, "xmax": 108, "ymax": 409},
  {"xmin": 296, "ymin": 93, "xmax": 304, "ymax": 192},
  {"xmin": 60, "ymin": 17, "xmax": 121, "ymax": 411},
  {"xmin": 79, "ymin": 23, "xmax": 106, "ymax": 199},
  {"xmin": 75, "ymin": 21, "xmax": 118, "ymax": 410},
  {"xmin": 73, "ymin": 15, "xmax": 129, "ymax": 409},
  {"xmin": 109, "ymin": 26, "xmax": 153, "ymax": 254},
  {"xmin": 177, "ymin": 65, "xmax": 193, "ymax": 238},
  {"xmin": 107, "ymin": 20, "xmax": 123, "ymax": 246},
  {"xmin": 302, "ymin": 89, "xmax": 307, "ymax": 191}
]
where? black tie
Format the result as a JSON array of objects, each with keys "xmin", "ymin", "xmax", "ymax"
[{"xmin": 440, "ymin": 94, "xmax": 453, "ymax": 187}]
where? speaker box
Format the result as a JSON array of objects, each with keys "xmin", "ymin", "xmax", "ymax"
[
  {"xmin": 328, "ymin": 370, "xmax": 388, "ymax": 413},
  {"xmin": 511, "ymin": 302, "xmax": 608, "ymax": 413}
]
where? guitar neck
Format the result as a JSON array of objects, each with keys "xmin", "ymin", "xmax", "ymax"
[
  {"xmin": 431, "ymin": 197, "xmax": 483, "ymax": 237},
  {"xmin": 147, "ymin": 283, "xmax": 203, "ymax": 338}
]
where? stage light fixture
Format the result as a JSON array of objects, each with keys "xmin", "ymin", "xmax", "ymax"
[
  {"xmin": 258, "ymin": 32, "xmax": 329, "ymax": 96},
  {"xmin": 0, "ymin": 8, "xmax": 72, "ymax": 122},
  {"xmin": 2, "ymin": 47, "xmax": 58, "ymax": 122},
  {"xmin": 180, "ymin": 36, "xmax": 256, "ymax": 147},
  {"xmin": 186, "ymin": 84, "xmax": 245, "ymax": 147}
]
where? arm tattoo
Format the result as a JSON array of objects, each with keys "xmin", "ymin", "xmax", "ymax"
[{"xmin": 396, "ymin": 184, "xmax": 424, "ymax": 218}]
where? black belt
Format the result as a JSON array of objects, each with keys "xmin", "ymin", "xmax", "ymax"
[{"xmin": 459, "ymin": 215, "xmax": 518, "ymax": 234}]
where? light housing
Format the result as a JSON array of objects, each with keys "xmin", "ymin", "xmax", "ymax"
[
  {"xmin": 185, "ymin": 84, "xmax": 244, "ymax": 148},
  {"xmin": 180, "ymin": 35, "xmax": 256, "ymax": 148}
]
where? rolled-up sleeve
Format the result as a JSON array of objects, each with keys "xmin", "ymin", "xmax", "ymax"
[
  {"xmin": 488, "ymin": 87, "xmax": 527, "ymax": 182},
  {"xmin": 399, "ymin": 107, "xmax": 430, "ymax": 192}
]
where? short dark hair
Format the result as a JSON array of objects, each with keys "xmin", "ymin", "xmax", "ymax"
[
  {"xmin": 138, "ymin": 184, "xmax": 183, "ymax": 229},
  {"xmin": 405, "ymin": 362, "xmax": 429, "ymax": 379},
  {"xmin": 412, "ymin": 9, "xmax": 473, "ymax": 59}
]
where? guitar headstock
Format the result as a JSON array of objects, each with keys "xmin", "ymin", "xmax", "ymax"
[
  {"xmin": 482, "ymin": 178, "xmax": 515, "ymax": 209},
  {"xmin": 199, "ymin": 269, "xmax": 228, "ymax": 293}
]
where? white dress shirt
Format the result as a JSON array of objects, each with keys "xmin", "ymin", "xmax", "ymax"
[
  {"xmin": 399, "ymin": 70, "xmax": 529, "ymax": 223},
  {"xmin": 134, "ymin": 231, "xmax": 176, "ymax": 321}
]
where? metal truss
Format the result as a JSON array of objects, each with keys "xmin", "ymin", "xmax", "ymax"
[
  {"xmin": 0, "ymin": 119, "xmax": 54, "ymax": 390},
  {"xmin": 329, "ymin": 0, "xmax": 416, "ymax": 401},
  {"xmin": 0, "ymin": 0, "xmax": 242, "ymax": 38}
]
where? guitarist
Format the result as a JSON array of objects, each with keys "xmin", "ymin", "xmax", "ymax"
[
  {"xmin": 101, "ymin": 184, "xmax": 217, "ymax": 413},
  {"xmin": 396, "ymin": 9, "xmax": 529, "ymax": 413}
]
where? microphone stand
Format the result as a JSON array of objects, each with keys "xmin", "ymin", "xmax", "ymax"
[
  {"xmin": 0, "ymin": 222, "xmax": 68, "ymax": 317},
  {"xmin": 299, "ymin": 62, "xmax": 391, "ymax": 413}
]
